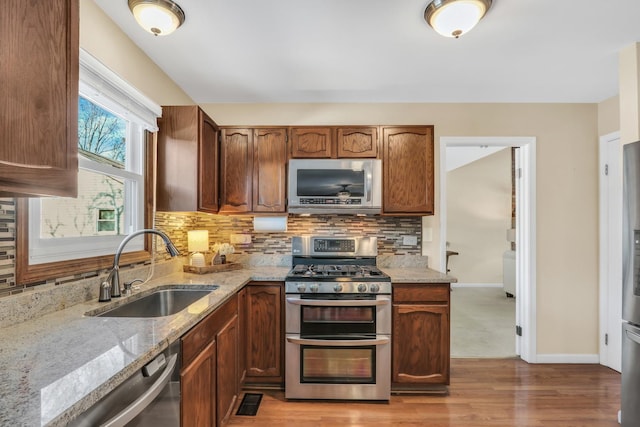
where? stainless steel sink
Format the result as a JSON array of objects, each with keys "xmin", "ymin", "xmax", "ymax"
[{"xmin": 89, "ymin": 285, "xmax": 218, "ymax": 318}]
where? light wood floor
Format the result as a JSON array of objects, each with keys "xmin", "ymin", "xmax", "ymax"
[{"xmin": 227, "ymin": 358, "xmax": 621, "ymax": 427}]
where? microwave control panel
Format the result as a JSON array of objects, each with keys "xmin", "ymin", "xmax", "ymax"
[{"xmin": 299, "ymin": 198, "xmax": 362, "ymax": 205}]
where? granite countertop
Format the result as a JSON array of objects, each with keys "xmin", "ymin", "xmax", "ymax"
[
  {"xmin": 0, "ymin": 264, "xmax": 453, "ymax": 426},
  {"xmin": 383, "ymin": 267, "xmax": 457, "ymax": 284}
]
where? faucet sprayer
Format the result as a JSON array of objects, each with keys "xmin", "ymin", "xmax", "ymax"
[{"xmin": 99, "ymin": 229, "xmax": 181, "ymax": 301}]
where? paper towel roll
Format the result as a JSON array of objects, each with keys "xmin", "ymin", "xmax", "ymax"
[{"xmin": 253, "ymin": 216, "xmax": 288, "ymax": 232}]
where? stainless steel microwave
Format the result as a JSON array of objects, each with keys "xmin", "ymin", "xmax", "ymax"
[{"xmin": 287, "ymin": 159, "xmax": 382, "ymax": 215}]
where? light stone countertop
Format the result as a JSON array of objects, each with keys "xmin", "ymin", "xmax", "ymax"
[
  {"xmin": 382, "ymin": 267, "xmax": 457, "ymax": 284},
  {"xmin": 0, "ymin": 264, "xmax": 453, "ymax": 426}
]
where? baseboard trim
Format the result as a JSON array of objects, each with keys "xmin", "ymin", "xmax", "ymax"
[
  {"xmin": 451, "ymin": 282, "xmax": 503, "ymax": 288},
  {"xmin": 534, "ymin": 354, "xmax": 600, "ymax": 364}
]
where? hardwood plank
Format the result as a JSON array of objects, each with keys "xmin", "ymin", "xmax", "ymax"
[{"xmin": 228, "ymin": 358, "xmax": 621, "ymax": 426}]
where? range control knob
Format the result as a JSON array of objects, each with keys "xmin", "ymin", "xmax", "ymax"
[
  {"xmin": 369, "ymin": 283, "xmax": 380, "ymax": 293},
  {"xmin": 310, "ymin": 284, "xmax": 319, "ymax": 293},
  {"xmin": 333, "ymin": 284, "xmax": 343, "ymax": 293},
  {"xmin": 357, "ymin": 283, "xmax": 367, "ymax": 293},
  {"xmin": 297, "ymin": 284, "xmax": 307, "ymax": 293}
]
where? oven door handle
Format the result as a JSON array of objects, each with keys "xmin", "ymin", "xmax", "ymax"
[
  {"xmin": 286, "ymin": 297, "xmax": 389, "ymax": 307},
  {"xmin": 286, "ymin": 336, "xmax": 390, "ymax": 346}
]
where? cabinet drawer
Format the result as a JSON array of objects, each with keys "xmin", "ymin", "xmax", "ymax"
[
  {"xmin": 393, "ymin": 284, "xmax": 449, "ymax": 304},
  {"xmin": 182, "ymin": 294, "xmax": 238, "ymax": 367}
]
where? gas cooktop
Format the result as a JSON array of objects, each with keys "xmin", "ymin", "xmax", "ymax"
[{"xmin": 287, "ymin": 264, "xmax": 389, "ymax": 280}]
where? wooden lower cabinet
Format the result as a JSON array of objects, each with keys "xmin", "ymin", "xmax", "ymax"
[
  {"xmin": 392, "ymin": 283, "xmax": 450, "ymax": 391},
  {"xmin": 181, "ymin": 294, "xmax": 238, "ymax": 426},
  {"xmin": 181, "ymin": 340, "xmax": 216, "ymax": 426},
  {"xmin": 243, "ymin": 282, "xmax": 284, "ymax": 386},
  {"xmin": 216, "ymin": 314, "xmax": 239, "ymax": 426}
]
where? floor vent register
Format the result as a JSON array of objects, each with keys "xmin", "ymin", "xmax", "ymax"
[{"xmin": 235, "ymin": 393, "xmax": 263, "ymax": 416}]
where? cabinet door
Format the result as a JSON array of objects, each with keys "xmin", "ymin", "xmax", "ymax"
[
  {"xmin": 157, "ymin": 106, "xmax": 219, "ymax": 213},
  {"xmin": 253, "ymin": 128, "xmax": 287, "ymax": 213},
  {"xmin": 0, "ymin": 0, "xmax": 79, "ymax": 197},
  {"xmin": 216, "ymin": 314, "xmax": 239, "ymax": 427},
  {"xmin": 181, "ymin": 340, "xmax": 216, "ymax": 427},
  {"xmin": 290, "ymin": 127, "xmax": 333, "ymax": 158},
  {"xmin": 199, "ymin": 111, "xmax": 220, "ymax": 213},
  {"xmin": 220, "ymin": 128, "xmax": 253, "ymax": 213},
  {"xmin": 337, "ymin": 127, "xmax": 378, "ymax": 158},
  {"xmin": 237, "ymin": 287, "xmax": 247, "ymax": 387},
  {"xmin": 245, "ymin": 284, "xmax": 283, "ymax": 384},
  {"xmin": 382, "ymin": 126, "xmax": 434, "ymax": 215},
  {"xmin": 392, "ymin": 304, "xmax": 450, "ymax": 385}
]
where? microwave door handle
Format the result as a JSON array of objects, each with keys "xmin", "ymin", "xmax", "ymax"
[{"xmin": 366, "ymin": 170, "xmax": 372, "ymax": 202}]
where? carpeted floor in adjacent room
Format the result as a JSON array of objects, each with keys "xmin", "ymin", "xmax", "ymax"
[{"xmin": 450, "ymin": 286, "xmax": 516, "ymax": 358}]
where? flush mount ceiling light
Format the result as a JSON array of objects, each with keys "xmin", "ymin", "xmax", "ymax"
[
  {"xmin": 424, "ymin": 0, "xmax": 492, "ymax": 38},
  {"xmin": 128, "ymin": 0, "xmax": 185, "ymax": 36}
]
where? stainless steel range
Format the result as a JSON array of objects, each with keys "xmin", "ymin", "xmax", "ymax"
[{"xmin": 285, "ymin": 236, "xmax": 391, "ymax": 401}]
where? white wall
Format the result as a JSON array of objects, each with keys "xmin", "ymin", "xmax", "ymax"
[{"xmin": 447, "ymin": 148, "xmax": 512, "ymax": 283}]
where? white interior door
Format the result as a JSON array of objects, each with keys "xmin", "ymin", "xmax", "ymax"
[{"xmin": 599, "ymin": 131, "xmax": 622, "ymax": 372}]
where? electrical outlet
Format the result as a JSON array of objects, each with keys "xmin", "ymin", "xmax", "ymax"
[
  {"xmin": 230, "ymin": 234, "xmax": 251, "ymax": 245},
  {"xmin": 402, "ymin": 235, "xmax": 418, "ymax": 246}
]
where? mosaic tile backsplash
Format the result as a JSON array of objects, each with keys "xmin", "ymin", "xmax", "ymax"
[
  {"xmin": 154, "ymin": 212, "xmax": 422, "ymax": 257},
  {"xmin": 0, "ymin": 197, "xmax": 422, "ymax": 298}
]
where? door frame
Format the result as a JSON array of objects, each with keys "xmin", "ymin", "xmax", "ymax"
[
  {"xmin": 439, "ymin": 136, "xmax": 537, "ymax": 363},
  {"xmin": 598, "ymin": 131, "xmax": 622, "ymax": 372}
]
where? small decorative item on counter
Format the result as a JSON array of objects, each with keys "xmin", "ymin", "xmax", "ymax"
[{"xmin": 211, "ymin": 243, "xmax": 234, "ymax": 265}]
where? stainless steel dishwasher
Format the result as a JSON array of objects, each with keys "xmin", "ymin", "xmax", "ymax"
[{"xmin": 70, "ymin": 342, "xmax": 181, "ymax": 427}]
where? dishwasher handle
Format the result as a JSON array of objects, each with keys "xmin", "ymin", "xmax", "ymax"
[{"xmin": 102, "ymin": 353, "xmax": 178, "ymax": 427}]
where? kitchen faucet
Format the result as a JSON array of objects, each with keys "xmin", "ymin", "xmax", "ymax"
[{"xmin": 99, "ymin": 229, "xmax": 181, "ymax": 302}]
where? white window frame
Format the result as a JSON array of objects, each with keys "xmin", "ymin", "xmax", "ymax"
[
  {"xmin": 97, "ymin": 208, "xmax": 117, "ymax": 233},
  {"xmin": 28, "ymin": 49, "xmax": 161, "ymax": 265}
]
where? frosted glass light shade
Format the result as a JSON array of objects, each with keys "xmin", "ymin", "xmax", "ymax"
[
  {"xmin": 128, "ymin": 0, "xmax": 185, "ymax": 36},
  {"xmin": 425, "ymin": 0, "xmax": 492, "ymax": 38},
  {"xmin": 188, "ymin": 230, "xmax": 209, "ymax": 252}
]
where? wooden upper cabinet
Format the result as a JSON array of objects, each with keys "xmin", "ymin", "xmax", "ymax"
[
  {"xmin": 382, "ymin": 126, "xmax": 434, "ymax": 215},
  {"xmin": 290, "ymin": 127, "xmax": 333, "ymax": 158},
  {"xmin": 219, "ymin": 128, "xmax": 253, "ymax": 213},
  {"xmin": 253, "ymin": 128, "xmax": 288, "ymax": 213},
  {"xmin": 0, "ymin": 0, "xmax": 79, "ymax": 197},
  {"xmin": 199, "ymin": 113, "xmax": 220, "ymax": 213},
  {"xmin": 156, "ymin": 106, "xmax": 219, "ymax": 213},
  {"xmin": 337, "ymin": 127, "xmax": 378, "ymax": 158}
]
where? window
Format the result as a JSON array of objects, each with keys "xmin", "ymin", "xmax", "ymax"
[
  {"xmin": 97, "ymin": 209, "xmax": 117, "ymax": 233},
  {"xmin": 19, "ymin": 49, "xmax": 161, "ymax": 276}
]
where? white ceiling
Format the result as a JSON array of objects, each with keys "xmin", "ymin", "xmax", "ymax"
[{"xmin": 93, "ymin": 0, "xmax": 640, "ymax": 104}]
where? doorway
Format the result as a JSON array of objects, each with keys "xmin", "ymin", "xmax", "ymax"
[
  {"xmin": 446, "ymin": 146, "xmax": 515, "ymax": 358},
  {"xmin": 439, "ymin": 136, "xmax": 537, "ymax": 362}
]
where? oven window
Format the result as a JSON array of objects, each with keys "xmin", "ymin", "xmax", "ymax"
[
  {"xmin": 301, "ymin": 305, "xmax": 376, "ymax": 336},
  {"xmin": 301, "ymin": 346, "xmax": 375, "ymax": 384}
]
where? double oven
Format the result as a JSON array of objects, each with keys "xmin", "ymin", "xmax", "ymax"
[{"xmin": 285, "ymin": 236, "xmax": 392, "ymax": 401}]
